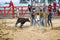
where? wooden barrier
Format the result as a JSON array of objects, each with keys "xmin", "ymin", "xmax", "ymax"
[
  {"xmin": 0, "ymin": 6, "xmax": 60, "ymax": 18},
  {"xmin": 0, "ymin": 6, "xmax": 28, "ymax": 18}
]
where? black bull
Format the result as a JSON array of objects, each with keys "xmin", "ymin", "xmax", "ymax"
[{"xmin": 15, "ymin": 18, "xmax": 30, "ymax": 28}]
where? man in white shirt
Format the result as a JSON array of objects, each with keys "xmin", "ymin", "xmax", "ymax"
[{"xmin": 35, "ymin": 13, "xmax": 40, "ymax": 26}]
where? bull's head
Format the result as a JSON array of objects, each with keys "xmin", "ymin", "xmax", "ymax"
[{"xmin": 25, "ymin": 18, "xmax": 30, "ymax": 22}]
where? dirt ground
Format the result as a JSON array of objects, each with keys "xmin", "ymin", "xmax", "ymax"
[{"xmin": 0, "ymin": 18, "xmax": 60, "ymax": 40}]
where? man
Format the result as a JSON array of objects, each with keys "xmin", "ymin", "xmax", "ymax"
[
  {"xmin": 28, "ymin": 5, "xmax": 35, "ymax": 26},
  {"xmin": 57, "ymin": 7, "xmax": 60, "ymax": 16},
  {"xmin": 48, "ymin": 3, "xmax": 52, "ymax": 12},
  {"xmin": 43, "ymin": 3, "xmax": 46, "ymax": 12},
  {"xmin": 9, "ymin": 0, "xmax": 14, "ymax": 18},
  {"xmin": 28, "ymin": 5, "xmax": 32, "ymax": 12},
  {"xmin": 31, "ymin": 9, "xmax": 36, "ymax": 26},
  {"xmin": 53, "ymin": 1, "xmax": 57, "ymax": 15},
  {"xmin": 47, "ymin": 10, "xmax": 53, "ymax": 29},
  {"xmin": 58, "ymin": 0, "xmax": 60, "ymax": 6},
  {"xmin": 35, "ymin": 13, "xmax": 40, "ymax": 26},
  {"xmin": 16, "ymin": 8, "xmax": 20, "ymax": 18},
  {"xmin": 9, "ymin": 0, "xmax": 14, "ymax": 7},
  {"xmin": 40, "ymin": 9, "xmax": 44, "ymax": 26},
  {"xmin": 47, "ymin": 4, "xmax": 53, "ymax": 28}
]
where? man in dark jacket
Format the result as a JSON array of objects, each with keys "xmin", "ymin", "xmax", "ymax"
[{"xmin": 47, "ymin": 10, "xmax": 53, "ymax": 28}]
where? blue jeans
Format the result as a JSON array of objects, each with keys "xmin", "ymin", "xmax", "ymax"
[
  {"xmin": 48, "ymin": 17, "xmax": 53, "ymax": 26},
  {"xmin": 31, "ymin": 17, "xmax": 35, "ymax": 26},
  {"xmin": 36, "ymin": 20, "xmax": 40, "ymax": 26},
  {"xmin": 40, "ymin": 18, "xmax": 44, "ymax": 26}
]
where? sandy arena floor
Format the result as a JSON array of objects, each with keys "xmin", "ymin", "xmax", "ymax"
[{"xmin": 0, "ymin": 18, "xmax": 60, "ymax": 40}]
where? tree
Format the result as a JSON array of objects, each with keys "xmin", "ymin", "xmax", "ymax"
[
  {"xmin": 48, "ymin": 0, "xmax": 56, "ymax": 4},
  {"xmin": 20, "ymin": 0, "xmax": 27, "ymax": 3}
]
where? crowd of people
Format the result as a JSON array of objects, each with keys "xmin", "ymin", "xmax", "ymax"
[{"xmin": 28, "ymin": 2, "xmax": 60, "ymax": 27}]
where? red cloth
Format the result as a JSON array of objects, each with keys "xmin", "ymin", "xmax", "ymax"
[
  {"xmin": 53, "ymin": 2, "xmax": 57, "ymax": 8},
  {"xmin": 9, "ymin": 1, "xmax": 14, "ymax": 7}
]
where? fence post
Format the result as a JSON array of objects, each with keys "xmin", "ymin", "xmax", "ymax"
[
  {"xmin": 12, "ymin": 7, "xmax": 15, "ymax": 18},
  {"xmin": 3, "ymin": 7, "xmax": 6, "ymax": 16}
]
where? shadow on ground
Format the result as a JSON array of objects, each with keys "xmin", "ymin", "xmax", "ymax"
[
  {"xmin": 53, "ymin": 26, "xmax": 60, "ymax": 30},
  {"xmin": 57, "ymin": 39, "xmax": 60, "ymax": 40}
]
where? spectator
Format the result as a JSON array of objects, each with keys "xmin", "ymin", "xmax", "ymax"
[
  {"xmin": 9, "ymin": 0, "xmax": 14, "ymax": 17},
  {"xmin": 48, "ymin": 3, "xmax": 52, "ymax": 12},
  {"xmin": 58, "ymin": 0, "xmax": 60, "ymax": 6},
  {"xmin": 35, "ymin": 13, "xmax": 40, "ymax": 26},
  {"xmin": 28, "ymin": 4, "xmax": 32, "ymax": 12},
  {"xmin": 43, "ymin": 3, "xmax": 46, "ymax": 12},
  {"xmin": 40, "ymin": 9, "xmax": 44, "ymax": 26},
  {"xmin": 29, "ymin": 8, "xmax": 36, "ymax": 26},
  {"xmin": 57, "ymin": 7, "xmax": 60, "ymax": 16},
  {"xmin": 47, "ymin": 10, "xmax": 53, "ymax": 28},
  {"xmin": 16, "ymin": 8, "xmax": 20, "ymax": 18},
  {"xmin": 9, "ymin": 0, "xmax": 14, "ymax": 7},
  {"xmin": 53, "ymin": 1, "xmax": 57, "ymax": 15}
]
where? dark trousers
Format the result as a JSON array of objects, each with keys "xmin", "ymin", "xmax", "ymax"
[
  {"xmin": 47, "ymin": 17, "xmax": 53, "ymax": 27},
  {"xmin": 58, "ymin": 11, "xmax": 60, "ymax": 16}
]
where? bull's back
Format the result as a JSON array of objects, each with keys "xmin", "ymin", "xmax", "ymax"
[{"xmin": 17, "ymin": 18, "xmax": 26, "ymax": 24}]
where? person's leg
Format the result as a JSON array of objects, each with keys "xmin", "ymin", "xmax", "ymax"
[
  {"xmin": 42, "ymin": 18, "xmax": 44, "ymax": 26},
  {"xmin": 36, "ymin": 20, "xmax": 40, "ymax": 26},
  {"xmin": 50, "ymin": 18, "xmax": 53, "ymax": 27},
  {"xmin": 58, "ymin": 11, "xmax": 60, "ymax": 16},
  {"xmin": 40, "ymin": 18, "xmax": 42, "ymax": 26},
  {"xmin": 35, "ymin": 20, "xmax": 38, "ymax": 26},
  {"xmin": 53, "ymin": 8, "xmax": 55, "ymax": 16},
  {"xmin": 32, "ymin": 17, "xmax": 35, "ymax": 26},
  {"xmin": 33, "ymin": 18, "xmax": 36, "ymax": 26},
  {"xmin": 40, "ymin": 18, "xmax": 44, "ymax": 26},
  {"xmin": 54, "ymin": 8, "xmax": 57, "ymax": 15},
  {"xmin": 32, "ymin": 17, "xmax": 34, "ymax": 26},
  {"xmin": 49, "ymin": 18, "xmax": 53, "ymax": 29},
  {"xmin": 47, "ymin": 18, "xmax": 50, "ymax": 26},
  {"xmin": 38, "ymin": 20, "xmax": 40, "ymax": 26},
  {"xmin": 59, "ymin": 12, "xmax": 60, "ymax": 16}
]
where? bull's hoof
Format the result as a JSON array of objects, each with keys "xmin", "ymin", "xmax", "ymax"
[
  {"xmin": 15, "ymin": 26, "xmax": 17, "ymax": 27},
  {"xmin": 20, "ymin": 27, "xmax": 23, "ymax": 29},
  {"xmin": 20, "ymin": 27, "xmax": 23, "ymax": 28},
  {"xmin": 50, "ymin": 27, "xmax": 53, "ymax": 30}
]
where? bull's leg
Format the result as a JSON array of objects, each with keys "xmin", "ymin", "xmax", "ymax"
[
  {"xmin": 20, "ymin": 24, "xmax": 23, "ymax": 28},
  {"xmin": 15, "ymin": 22, "xmax": 19, "ymax": 27}
]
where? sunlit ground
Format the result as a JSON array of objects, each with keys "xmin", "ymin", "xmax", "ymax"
[{"xmin": 0, "ymin": 18, "xmax": 60, "ymax": 40}]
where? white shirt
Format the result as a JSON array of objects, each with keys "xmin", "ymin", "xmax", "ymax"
[
  {"xmin": 36, "ymin": 15, "xmax": 40, "ymax": 21},
  {"xmin": 16, "ymin": 9, "xmax": 20, "ymax": 17},
  {"xmin": 59, "ymin": 8, "xmax": 60, "ymax": 12}
]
